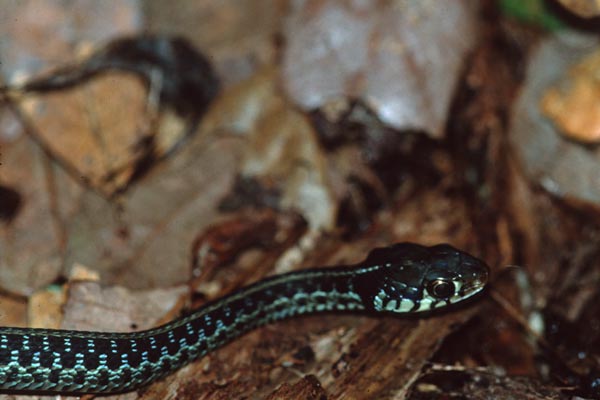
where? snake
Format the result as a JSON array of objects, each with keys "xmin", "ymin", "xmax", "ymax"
[{"xmin": 0, "ymin": 242, "xmax": 489, "ymax": 394}]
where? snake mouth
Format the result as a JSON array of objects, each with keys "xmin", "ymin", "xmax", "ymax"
[
  {"xmin": 458, "ymin": 277, "xmax": 487, "ymax": 299},
  {"xmin": 439, "ymin": 281, "xmax": 486, "ymax": 310}
]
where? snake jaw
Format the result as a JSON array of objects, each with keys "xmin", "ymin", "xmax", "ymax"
[{"xmin": 447, "ymin": 278, "xmax": 487, "ymax": 305}]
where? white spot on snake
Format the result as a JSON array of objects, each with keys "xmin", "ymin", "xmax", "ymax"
[
  {"xmin": 385, "ymin": 299, "xmax": 398, "ymax": 311},
  {"xmin": 453, "ymin": 281, "xmax": 463, "ymax": 295},
  {"xmin": 373, "ymin": 291, "xmax": 385, "ymax": 310},
  {"xmin": 399, "ymin": 298, "xmax": 414, "ymax": 312},
  {"xmin": 415, "ymin": 297, "xmax": 434, "ymax": 312}
]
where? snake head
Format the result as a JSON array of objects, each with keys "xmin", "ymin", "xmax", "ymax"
[{"xmin": 355, "ymin": 243, "xmax": 489, "ymax": 313}]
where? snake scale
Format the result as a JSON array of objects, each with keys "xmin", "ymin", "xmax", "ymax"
[{"xmin": 0, "ymin": 243, "xmax": 489, "ymax": 394}]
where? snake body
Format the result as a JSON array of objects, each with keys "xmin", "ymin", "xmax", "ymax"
[{"xmin": 0, "ymin": 243, "xmax": 488, "ymax": 394}]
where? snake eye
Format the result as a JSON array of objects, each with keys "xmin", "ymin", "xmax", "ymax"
[{"xmin": 426, "ymin": 279, "xmax": 455, "ymax": 299}]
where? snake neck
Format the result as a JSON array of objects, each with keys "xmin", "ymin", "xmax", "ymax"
[
  {"xmin": 127, "ymin": 266, "xmax": 368, "ymax": 389},
  {"xmin": 152, "ymin": 265, "xmax": 368, "ymax": 347},
  {"xmin": 0, "ymin": 266, "xmax": 369, "ymax": 393}
]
